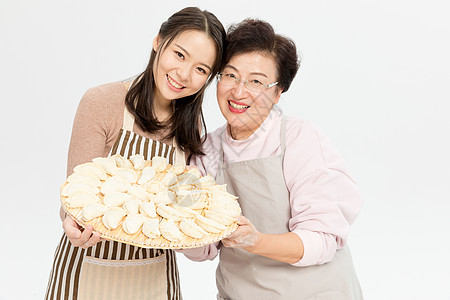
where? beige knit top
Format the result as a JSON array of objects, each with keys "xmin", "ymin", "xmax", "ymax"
[{"xmin": 66, "ymin": 81, "xmax": 172, "ymax": 176}]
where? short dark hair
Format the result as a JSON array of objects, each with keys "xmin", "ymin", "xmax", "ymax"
[{"xmin": 224, "ymin": 19, "xmax": 300, "ymax": 93}]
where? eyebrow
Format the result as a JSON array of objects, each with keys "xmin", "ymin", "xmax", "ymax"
[
  {"xmin": 175, "ymin": 44, "xmax": 212, "ymax": 71},
  {"xmin": 223, "ymin": 64, "xmax": 268, "ymax": 78}
]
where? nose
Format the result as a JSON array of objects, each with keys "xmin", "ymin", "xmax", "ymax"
[
  {"xmin": 176, "ymin": 67, "xmax": 190, "ymax": 82},
  {"xmin": 232, "ymin": 80, "xmax": 248, "ymax": 98}
]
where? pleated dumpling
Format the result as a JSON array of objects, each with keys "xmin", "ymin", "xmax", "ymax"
[
  {"xmin": 142, "ymin": 218, "xmax": 160, "ymax": 238},
  {"xmin": 101, "ymin": 176, "xmax": 131, "ymax": 194},
  {"xmin": 73, "ymin": 162, "xmax": 107, "ymax": 180},
  {"xmin": 127, "ymin": 185, "xmax": 149, "ymax": 201},
  {"xmin": 204, "ymin": 210, "xmax": 236, "ymax": 226},
  {"xmin": 123, "ymin": 198, "xmax": 140, "ymax": 215},
  {"xmin": 156, "ymin": 204, "xmax": 184, "ymax": 221},
  {"xmin": 67, "ymin": 173, "xmax": 101, "ymax": 187},
  {"xmin": 195, "ymin": 214, "xmax": 226, "ymax": 233},
  {"xmin": 159, "ymin": 219, "xmax": 183, "ymax": 242},
  {"xmin": 143, "ymin": 180, "xmax": 165, "ymax": 194},
  {"xmin": 130, "ymin": 154, "xmax": 146, "ymax": 171},
  {"xmin": 66, "ymin": 192, "xmax": 100, "ymax": 208},
  {"xmin": 103, "ymin": 192, "xmax": 131, "ymax": 207},
  {"xmin": 62, "ymin": 182, "xmax": 99, "ymax": 197},
  {"xmin": 92, "ymin": 157, "xmax": 119, "ymax": 175},
  {"xmin": 102, "ymin": 207, "xmax": 127, "ymax": 230},
  {"xmin": 179, "ymin": 219, "xmax": 208, "ymax": 239},
  {"xmin": 151, "ymin": 156, "xmax": 167, "ymax": 172},
  {"xmin": 194, "ymin": 174, "xmax": 216, "ymax": 189},
  {"xmin": 111, "ymin": 154, "xmax": 133, "ymax": 169},
  {"xmin": 122, "ymin": 214, "xmax": 145, "ymax": 235},
  {"xmin": 140, "ymin": 201, "xmax": 157, "ymax": 218},
  {"xmin": 167, "ymin": 162, "xmax": 185, "ymax": 175},
  {"xmin": 111, "ymin": 168, "xmax": 138, "ymax": 184},
  {"xmin": 82, "ymin": 203, "xmax": 108, "ymax": 221},
  {"xmin": 137, "ymin": 167, "xmax": 156, "ymax": 185},
  {"xmin": 151, "ymin": 190, "xmax": 174, "ymax": 205},
  {"xmin": 158, "ymin": 171, "xmax": 177, "ymax": 187}
]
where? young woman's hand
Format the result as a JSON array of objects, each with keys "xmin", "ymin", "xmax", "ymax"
[
  {"xmin": 62, "ymin": 215, "xmax": 103, "ymax": 249},
  {"xmin": 221, "ymin": 216, "xmax": 262, "ymax": 251}
]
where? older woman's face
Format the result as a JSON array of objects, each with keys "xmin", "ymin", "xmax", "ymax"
[{"xmin": 217, "ymin": 52, "xmax": 282, "ymax": 140}]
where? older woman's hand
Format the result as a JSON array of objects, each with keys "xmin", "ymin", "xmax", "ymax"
[
  {"xmin": 222, "ymin": 216, "xmax": 262, "ymax": 250},
  {"xmin": 62, "ymin": 215, "xmax": 103, "ymax": 249}
]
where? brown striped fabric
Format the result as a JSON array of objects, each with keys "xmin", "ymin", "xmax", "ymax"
[{"xmin": 45, "ymin": 129, "xmax": 181, "ymax": 300}]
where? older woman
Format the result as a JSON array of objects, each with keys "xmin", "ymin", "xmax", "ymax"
[{"xmin": 185, "ymin": 19, "xmax": 363, "ymax": 299}]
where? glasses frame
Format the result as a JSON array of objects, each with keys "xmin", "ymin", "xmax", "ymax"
[{"xmin": 216, "ymin": 73, "xmax": 278, "ymax": 92}]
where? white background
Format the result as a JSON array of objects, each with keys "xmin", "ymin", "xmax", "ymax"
[{"xmin": 1, "ymin": 0, "xmax": 449, "ymax": 299}]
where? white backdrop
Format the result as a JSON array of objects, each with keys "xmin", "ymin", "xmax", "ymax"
[{"xmin": 1, "ymin": 0, "xmax": 449, "ymax": 299}]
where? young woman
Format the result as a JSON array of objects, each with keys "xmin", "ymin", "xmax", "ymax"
[
  {"xmin": 184, "ymin": 19, "xmax": 363, "ymax": 299},
  {"xmin": 45, "ymin": 7, "xmax": 225, "ymax": 300}
]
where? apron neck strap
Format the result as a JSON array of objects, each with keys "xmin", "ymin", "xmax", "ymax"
[
  {"xmin": 122, "ymin": 80, "xmax": 135, "ymax": 131},
  {"xmin": 172, "ymin": 138, "xmax": 186, "ymax": 166},
  {"xmin": 280, "ymin": 115, "xmax": 287, "ymax": 156}
]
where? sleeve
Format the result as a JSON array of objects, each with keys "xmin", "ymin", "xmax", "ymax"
[
  {"xmin": 283, "ymin": 121, "xmax": 363, "ymax": 267},
  {"xmin": 66, "ymin": 87, "xmax": 109, "ymax": 177}
]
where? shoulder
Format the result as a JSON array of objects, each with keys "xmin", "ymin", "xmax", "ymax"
[{"xmin": 82, "ymin": 81, "xmax": 127, "ymax": 106}]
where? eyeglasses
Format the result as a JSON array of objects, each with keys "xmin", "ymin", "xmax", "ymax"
[{"xmin": 216, "ymin": 73, "xmax": 278, "ymax": 92}]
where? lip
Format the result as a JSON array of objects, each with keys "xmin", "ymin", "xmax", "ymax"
[
  {"xmin": 166, "ymin": 75, "xmax": 185, "ymax": 92},
  {"xmin": 227, "ymin": 100, "xmax": 250, "ymax": 113}
]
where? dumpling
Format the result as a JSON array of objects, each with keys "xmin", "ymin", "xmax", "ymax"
[
  {"xmin": 110, "ymin": 168, "xmax": 138, "ymax": 184},
  {"xmin": 195, "ymin": 215, "xmax": 226, "ymax": 233},
  {"xmin": 158, "ymin": 171, "xmax": 177, "ymax": 187},
  {"xmin": 143, "ymin": 180, "xmax": 165, "ymax": 194},
  {"xmin": 65, "ymin": 192, "xmax": 100, "ymax": 208},
  {"xmin": 122, "ymin": 198, "xmax": 140, "ymax": 215},
  {"xmin": 67, "ymin": 173, "xmax": 101, "ymax": 187},
  {"xmin": 122, "ymin": 214, "xmax": 145, "ymax": 235},
  {"xmin": 102, "ymin": 207, "xmax": 126, "ymax": 230},
  {"xmin": 129, "ymin": 154, "xmax": 146, "ymax": 170},
  {"xmin": 167, "ymin": 162, "xmax": 185, "ymax": 175},
  {"xmin": 92, "ymin": 157, "xmax": 119, "ymax": 175},
  {"xmin": 156, "ymin": 204, "xmax": 184, "ymax": 221},
  {"xmin": 101, "ymin": 176, "xmax": 131, "ymax": 194},
  {"xmin": 142, "ymin": 218, "xmax": 161, "ymax": 238},
  {"xmin": 175, "ymin": 189, "xmax": 203, "ymax": 208},
  {"xmin": 111, "ymin": 154, "xmax": 133, "ymax": 169},
  {"xmin": 73, "ymin": 162, "xmax": 107, "ymax": 180},
  {"xmin": 194, "ymin": 174, "xmax": 216, "ymax": 188},
  {"xmin": 179, "ymin": 219, "xmax": 208, "ymax": 239},
  {"xmin": 103, "ymin": 192, "xmax": 131, "ymax": 207},
  {"xmin": 82, "ymin": 203, "xmax": 108, "ymax": 221},
  {"xmin": 140, "ymin": 201, "xmax": 157, "ymax": 218},
  {"xmin": 127, "ymin": 185, "xmax": 149, "ymax": 201},
  {"xmin": 137, "ymin": 167, "xmax": 156, "ymax": 185},
  {"xmin": 151, "ymin": 156, "xmax": 167, "ymax": 172},
  {"xmin": 151, "ymin": 190, "xmax": 174, "ymax": 205},
  {"xmin": 159, "ymin": 219, "xmax": 183, "ymax": 242},
  {"xmin": 204, "ymin": 210, "xmax": 236, "ymax": 226},
  {"xmin": 61, "ymin": 182, "xmax": 99, "ymax": 197}
]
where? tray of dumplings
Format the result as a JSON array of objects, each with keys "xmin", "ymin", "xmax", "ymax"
[{"xmin": 60, "ymin": 154, "xmax": 241, "ymax": 249}]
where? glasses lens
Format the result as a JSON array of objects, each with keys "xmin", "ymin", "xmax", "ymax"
[{"xmin": 219, "ymin": 74, "xmax": 236, "ymax": 86}]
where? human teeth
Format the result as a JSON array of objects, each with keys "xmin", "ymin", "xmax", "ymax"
[
  {"xmin": 167, "ymin": 75, "xmax": 184, "ymax": 89},
  {"xmin": 229, "ymin": 101, "xmax": 249, "ymax": 109}
]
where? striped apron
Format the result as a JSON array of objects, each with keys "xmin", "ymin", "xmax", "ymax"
[{"xmin": 45, "ymin": 104, "xmax": 184, "ymax": 300}]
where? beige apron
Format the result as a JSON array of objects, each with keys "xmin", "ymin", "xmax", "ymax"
[{"xmin": 215, "ymin": 116, "xmax": 363, "ymax": 300}]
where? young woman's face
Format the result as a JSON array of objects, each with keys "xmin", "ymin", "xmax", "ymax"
[
  {"xmin": 153, "ymin": 30, "xmax": 217, "ymax": 104},
  {"xmin": 217, "ymin": 52, "xmax": 282, "ymax": 140}
]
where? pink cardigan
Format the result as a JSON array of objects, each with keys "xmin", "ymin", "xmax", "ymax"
[{"xmin": 185, "ymin": 108, "xmax": 363, "ymax": 266}]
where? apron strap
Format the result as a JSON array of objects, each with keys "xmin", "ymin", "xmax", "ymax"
[
  {"xmin": 172, "ymin": 138, "xmax": 186, "ymax": 166},
  {"xmin": 122, "ymin": 80, "xmax": 135, "ymax": 131},
  {"xmin": 280, "ymin": 115, "xmax": 287, "ymax": 156}
]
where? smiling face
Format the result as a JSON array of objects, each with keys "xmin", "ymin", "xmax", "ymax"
[
  {"xmin": 152, "ymin": 30, "xmax": 217, "ymax": 108},
  {"xmin": 217, "ymin": 52, "xmax": 282, "ymax": 140}
]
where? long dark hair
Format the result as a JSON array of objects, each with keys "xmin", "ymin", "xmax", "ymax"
[{"xmin": 125, "ymin": 7, "xmax": 226, "ymax": 155}]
